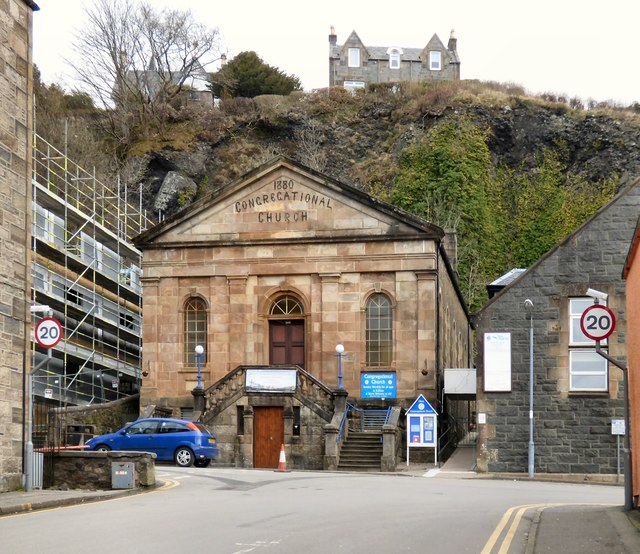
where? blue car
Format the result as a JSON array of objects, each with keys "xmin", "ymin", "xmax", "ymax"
[{"xmin": 84, "ymin": 417, "xmax": 219, "ymax": 467}]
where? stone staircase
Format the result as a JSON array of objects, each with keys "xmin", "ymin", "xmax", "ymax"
[{"xmin": 337, "ymin": 431, "xmax": 383, "ymax": 471}]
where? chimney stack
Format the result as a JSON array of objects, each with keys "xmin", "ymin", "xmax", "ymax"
[
  {"xmin": 447, "ymin": 29, "xmax": 457, "ymax": 52},
  {"xmin": 329, "ymin": 26, "xmax": 337, "ymax": 46}
]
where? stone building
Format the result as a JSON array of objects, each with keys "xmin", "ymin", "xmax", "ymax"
[
  {"xmin": 134, "ymin": 157, "xmax": 471, "ymax": 469},
  {"xmin": 0, "ymin": 0, "xmax": 38, "ymax": 492},
  {"xmin": 622, "ymin": 216, "xmax": 640, "ymax": 503},
  {"xmin": 474, "ymin": 177, "xmax": 640, "ymax": 480},
  {"xmin": 329, "ymin": 28, "xmax": 460, "ymax": 91}
]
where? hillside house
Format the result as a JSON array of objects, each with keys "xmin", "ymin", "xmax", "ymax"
[{"xmin": 329, "ymin": 28, "xmax": 460, "ymax": 91}]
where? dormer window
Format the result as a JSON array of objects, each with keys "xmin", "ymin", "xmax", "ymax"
[
  {"xmin": 388, "ymin": 48, "xmax": 401, "ymax": 69},
  {"xmin": 348, "ymin": 47, "xmax": 361, "ymax": 67},
  {"xmin": 429, "ymin": 51, "xmax": 442, "ymax": 70}
]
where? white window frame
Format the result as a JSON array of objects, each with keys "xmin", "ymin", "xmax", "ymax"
[
  {"xmin": 343, "ymin": 81, "xmax": 365, "ymax": 94},
  {"xmin": 569, "ymin": 350, "xmax": 608, "ymax": 391},
  {"xmin": 389, "ymin": 49, "xmax": 401, "ymax": 69},
  {"xmin": 348, "ymin": 47, "xmax": 360, "ymax": 67},
  {"xmin": 429, "ymin": 51, "xmax": 442, "ymax": 71},
  {"xmin": 569, "ymin": 297, "xmax": 608, "ymax": 392},
  {"xmin": 569, "ymin": 297, "xmax": 608, "ymax": 346}
]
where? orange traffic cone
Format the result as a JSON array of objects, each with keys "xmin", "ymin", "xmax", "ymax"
[{"xmin": 276, "ymin": 443, "xmax": 289, "ymax": 472}]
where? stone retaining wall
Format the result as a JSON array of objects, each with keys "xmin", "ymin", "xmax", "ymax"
[{"xmin": 52, "ymin": 451, "xmax": 156, "ymax": 490}]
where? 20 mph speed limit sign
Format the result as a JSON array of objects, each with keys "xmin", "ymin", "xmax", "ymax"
[
  {"xmin": 35, "ymin": 317, "xmax": 63, "ymax": 348},
  {"xmin": 580, "ymin": 304, "xmax": 616, "ymax": 341}
]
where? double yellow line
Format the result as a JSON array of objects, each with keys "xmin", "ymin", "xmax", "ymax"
[{"xmin": 481, "ymin": 502, "xmax": 615, "ymax": 554}]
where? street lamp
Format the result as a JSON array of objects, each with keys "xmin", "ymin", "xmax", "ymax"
[
  {"xmin": 524, "ymin": 299, "xmax": 535, "ymax": 478},
  {"xmin": 335, "ymin": 344, "xmax": 345, "ymax": 389},
  {"xmin": 194, "ymin": 345, "xmax": 204, "ymax": 389}
]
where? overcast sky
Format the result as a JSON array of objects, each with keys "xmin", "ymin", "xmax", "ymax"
[{"xmin": 33, "ymin": 0, "xmax": 640, "ymax": 106}]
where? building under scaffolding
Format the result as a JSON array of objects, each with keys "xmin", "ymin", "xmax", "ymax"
[{"xmin": 30, "ymin": 134, "xmax": 154, "ymax": 407}]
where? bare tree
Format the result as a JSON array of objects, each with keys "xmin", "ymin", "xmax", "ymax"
[
  {"xmin": 68, "ymin": 0, "xmax": 222, "ymax": 151},
  {"xmin": 295, "ymin": 116, "xmax": 327, "ymax": 172}
]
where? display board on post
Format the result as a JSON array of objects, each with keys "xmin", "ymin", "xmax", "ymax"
[{"xmin": 406, "ymin": 394, "xmax": 438, "ymax": 466}]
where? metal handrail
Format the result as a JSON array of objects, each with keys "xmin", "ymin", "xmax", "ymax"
[
  {"xmin": 337, "ymin": 404, "xmax": 392, "ymax": 442},
  {"xmin": 337, "ymin": 402, "xmax": 356, "ymax": 443}
]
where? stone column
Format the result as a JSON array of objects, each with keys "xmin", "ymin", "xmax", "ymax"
[
  {"xmin": 227, "ymin": 276, "xmax": 250, "ymax": 368},
  {"xmin": 323, "ymin": 389, "xmax": 348, "ymax": 470},
  {"xmin": 191, "ymin": 387, "xmax": 205, "ymax": 416},
  {"xmin": 237, "ymin": 405, "xmax": 254, "ymax": 468},
  {"xmin": 415, "ymin": 271, "xmax": 437, "ymax": 392},
  {"xmin": 381, "ymin": 424, "xmax": 397, "ymax": 472},
  {"xmin": 319, "ymin": 273, "xmax": 340, "ymax": 384}
]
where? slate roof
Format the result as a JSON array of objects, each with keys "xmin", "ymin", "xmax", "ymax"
[{"xmin": 330, "ymin": 32, "xmax": 459, "ymax": 64}]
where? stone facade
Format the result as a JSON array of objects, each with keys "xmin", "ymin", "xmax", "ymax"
[
  {"xmin": 474, "ymin": 178, "xmax": 640, "ymax": 476},
  {"xmin": 0, "ymin": 0, "xmax": 37, "ymax": 492},
  {"xmin": 135, "ymin": 158, "xmax": 471, "ymax": 468},
  {"xmin": 329, "ymin": 29, "xmax": 460, "ymax": 90}
]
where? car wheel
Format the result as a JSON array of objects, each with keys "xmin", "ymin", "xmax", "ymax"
[
  {"xmin": 174, "ymin": 447, "xmax": 194, "ymax": 467},
  {"xmin": 95, "ymin": 445, "xmax": 111, "ymax": 452},
  {"xmin": 194, "ymin": 459, "xmax": 211, "ymax": 468}
]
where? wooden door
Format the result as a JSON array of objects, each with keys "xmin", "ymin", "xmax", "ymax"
[
  {"xmin": 253, "ymin": 406, "xmax": 284, "ymax": 468},
  {"xmin": 269, "ymin": 320, "xmax": 305, "ymax": 367}
]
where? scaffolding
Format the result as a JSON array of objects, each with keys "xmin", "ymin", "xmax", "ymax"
[{"xmin": 30, "ymin": 133, "xmax": 155, "ymax": 407}]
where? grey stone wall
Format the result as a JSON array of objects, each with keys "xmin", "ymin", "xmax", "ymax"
[
  {"xmin": 0, "ymin": 0, "xmax": 35, "ymax": 492},
  {"xmin": 475, "ymin": 181, "xmax": 640, "ymax": 475},
  {"xmin": 52, "ymin": 451, "xmax": 156, "ymax": 490}
]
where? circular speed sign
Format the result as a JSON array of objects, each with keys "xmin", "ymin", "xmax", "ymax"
[
  {"xmin": 35, "ymin": 317, "xmax": 63, "ymax": 348},
  {"xmin": 580, "ymin": 304, "xmax": 616, "ymax": 341}
]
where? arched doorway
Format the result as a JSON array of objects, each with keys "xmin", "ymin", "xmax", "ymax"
[{"xmin": 268, "ymin": 295, "xmax": 305, "ymax": 368}]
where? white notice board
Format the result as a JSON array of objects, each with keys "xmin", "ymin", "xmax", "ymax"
[{"xmin": 484, "ymin": 332, "xmax": 511, "ymax": 391}]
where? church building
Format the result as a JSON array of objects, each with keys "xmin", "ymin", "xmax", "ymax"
[{"xmin": 134, "ymin": 158, "xmax": 471, "ymax": 469}]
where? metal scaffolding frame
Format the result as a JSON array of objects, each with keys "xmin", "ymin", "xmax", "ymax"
[{"xmin": 30, "ymin": 133, "xmax": 155, "ymax": 406}]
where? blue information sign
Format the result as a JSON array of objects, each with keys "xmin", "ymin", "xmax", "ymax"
[
  {"xmin": 406, "ymin": 394, "xmax": 438, "ymax": 465},
  {"xmin": 361, "ymin": 372, "xmax": 396, "ymax": 399}
]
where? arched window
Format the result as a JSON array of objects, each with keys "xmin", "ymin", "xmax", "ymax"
[
  {"xmin": 389, "ymin": 49, "xmax": 401, "ymax": 69},
  {"xmin": 270, "ymin": 295, "xmax": 304, "ymax": 316},
  {"xmin": 366, "ymin": 293, "xmax": 393, "ymax": 367},
  {"xmin": 184, "ymin": 297, "xmax": 207, "ymax": 366}
]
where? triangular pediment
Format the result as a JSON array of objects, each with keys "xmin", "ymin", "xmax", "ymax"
[
  {"xmin": 341, "ymin": 30, "xmax": 369, "ymax": 58},
  {"xmin": 135, "ymin": 157, "xmax": 442, "ymax": 247}
]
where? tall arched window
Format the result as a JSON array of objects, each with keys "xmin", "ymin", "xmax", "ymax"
[
  {"xmin": 184, "ymin": 297, "xmax": 207, "ymax": 366},
  {"xmin": 389, "ymin": 49, "xmax": 401, "ymax": 69},
  {"xmin": 366, "ymin": 293, "xmax": 392, "ymax": 367}
]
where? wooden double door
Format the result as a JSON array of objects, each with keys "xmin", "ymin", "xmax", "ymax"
[
  {"xmin": 269, "ymin": 320, "xmax": 305, "ymax": 367},
  {"xmin": 253, "ymin": 406, "xmax": 284, "ymax": 468}
]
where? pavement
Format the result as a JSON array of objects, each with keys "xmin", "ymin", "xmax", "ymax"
[{"xmin": 1, "ymin": 452, "xmax": 639, "ymax": 553}]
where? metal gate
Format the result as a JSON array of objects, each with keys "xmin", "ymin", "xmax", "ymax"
[{"xmin": 32, "ymin": 401, "xmax": 62, "ymax": 488}]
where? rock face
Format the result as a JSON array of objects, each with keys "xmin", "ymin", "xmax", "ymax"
[
  {"xmin": 124, "ymin": 93, "xmax": 640, "ymax": 220},
  {"xmin": 154, "ymin": 171, "xmax": 198, "ymax": 217}
]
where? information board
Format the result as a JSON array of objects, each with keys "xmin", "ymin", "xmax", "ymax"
[
  {"xmin": 405, "ymin": 394, "xmax": 438, "ymax": 465},
  {"xmin": 361, "ymin": 372, "xmax": 396, "ymax": 398},
  {"xmin": 484, "ymin": 332, "xmax": 511, "ymax": 391}
]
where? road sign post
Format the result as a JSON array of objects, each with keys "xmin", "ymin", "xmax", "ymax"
[
  {"xmin": 580, "ymin": 302, "xmax": 632, "ymax": 510},
  {"xmin": 34, "ymin": 317, "xmax": 63, "ymax": 349}
]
